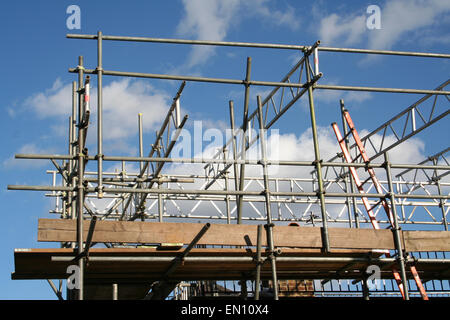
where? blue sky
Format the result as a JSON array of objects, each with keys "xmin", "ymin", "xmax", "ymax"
[{"xmin": 0, "ymin": 0, "xmax": 449, "ymax": 299}]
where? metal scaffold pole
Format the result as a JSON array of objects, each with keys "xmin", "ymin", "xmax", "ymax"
[
  {"xmin": 97, "ymin": 31, "xmax": 104, "ymax": 198},
  {"xmin": 237, "ymin": 57, "xmax": 252, "ymax": 224},
  {"xmin": 384, "ymin": 152, "xmax": 410, "ymax": 300},
  {"xmin": 257, "ymin": 95, "xmax": 279, "ymax": 300},
  {"xmin": 76, "ymin": 55, "xmax": 85, "ymax": 300},
  {"xmin": 433, "ymin": 157, "xmax": 449, "ymax": 231},
  {"xmin": 304, "ymin": 45, "xmax": 330, "ymax": 253},
  {"xmin": 340, "ymin": 99, "xmax": 359, "ymax": 228}
]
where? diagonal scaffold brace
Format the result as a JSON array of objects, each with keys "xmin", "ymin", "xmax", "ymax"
[
  {"xmin": 71, "ymin": 216, "xmax": 98, "ymax": 266},
  {"xmin": 146, "ymin": 222, "xmax": 211, "ymax": 300}
]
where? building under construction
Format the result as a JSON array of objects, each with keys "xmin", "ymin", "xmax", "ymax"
[{"xmin": 8, "ymin": 32, "xmax": 450, "ymax": 300}]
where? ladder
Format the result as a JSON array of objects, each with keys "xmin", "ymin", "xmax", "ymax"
[{"xmin": 331, "ymin": 109, "xmax": 428, "ymax": 300}]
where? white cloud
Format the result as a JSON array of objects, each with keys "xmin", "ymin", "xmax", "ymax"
[
  {"xmin": 316, "ymin": 0, "xmax": 450, "ymax": 50},
  {"xmin": 367, "ymin": 0, "xmax": 450, "ymax": 50},
  {"xmin": 200, "ymin": 118, "xmax": 229, "ymax": 132},
  {"xmin": 149, "ymin": 126, "xmax": 342, "ymax": 195},
  {"xmin": 251, "ymin": 0, "xmax": 300, "ymax": 30},
  {"xmin": 318, "ymin": 13, "xmax": 366, "ymax": 46},
  {"xmin": 7, "ymin": 106, "xmax": 16, "ymax": 118},
  {"xmin": 3, "ymin": 143, "xmax": 57, "ymax": 169},
  {"xmin": 359, "ymin": 129, "xmax": 425, "ymax": 164},
  {"xmin": 298, "ymin": 82, "xmax": 373, "ymax": 111},
  {"xmin": 24, "ymin": 78, "xmax": 171, "ymax": 141},
  {"xmin": 316, "ymin": 88, "xmax": 372, "ymax": 105},
  {"xmin": 21, "ymin": 78, "xmax": 173, "ymax": 157},
  {"xmin": 176, "ymin": 0, "xmax": 301, "ymax": 68},
  {"xmin": 343, "ymin": 91, "xmax": 372, "ymax": 103},
  {"xmin": 101, "ymin": 79, "xmax": 169, "ymax": 140},
  {"xmin": 177, "ymin": 0, "xmax": 241, "ymax": 68},
  {"xmin": 24, "ymin": 78, "xmax": 72, "ymax": 118},
  {"xmin": 242, "ymin": 126, "xmax": 343, "ymax": 178}
]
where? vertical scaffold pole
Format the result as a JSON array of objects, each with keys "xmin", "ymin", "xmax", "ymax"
[
  {"xmin": 70, "ymin": 82, "xmax": 77, "ymax": 250},
  {"xmin": 138, "ymin": 113, "xmax": 144, "ymax": 221},
  {"xmin": 340, "ymin": 99, "xmax": 359, "ymax": 228},
  {"xmin": 254, "ymin": 224, "xmax": 263, "ymax": 300},
  {"xmin": 112, "ymin": 284, "xmax": 118, "ymax": 300},
  {"xmin": 384, "ymin": 152, "xmax": 410, "ymax": 300},
  {"xmin": 158, "ymin": 182, "xmax": 164, "ymax": 222},
  {"xmin": 97, "ymin": 31, "xmax": 104, "ymax": 198},
  {"xmin": 228, "ymin": 101, "xmax": 240, "ymax": 216},
  {"xmin": 138, "ymin": 113, "xmax": 144, "ymax": 172},
  {"xmin": 313, "ymin": 47, "xmax": 319, "ymax": 76},
  {"xmin": 70, "ymin": 80, "xmax": 77, "ymax": 222},
  {"xmin": 433, "ymin": 158, "xmax": 448, "ymax": 231},
  {"xmin": 257, "ymin": 95, "xmax": 279, "ymax": 300},
  {"xmin": 304, "ymin": 50, "xmax": 330, "ymax": 252},
  {"xmin": 76, "ymin": 56, "xmax": 85, "ymax": 300},
  {"xmin": 237, "ymin": 57, "xmax": 252, "ymax": 224},
  {"xmin": 223, "ymin": 148, "xmax": 231, "ymax": 224},
  {"xmin": 66, "ymin": 116, "xmax": 73, "ymax": 220}
]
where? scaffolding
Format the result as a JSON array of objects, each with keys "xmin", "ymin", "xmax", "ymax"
[{"xmin": 8, "ymin": 32, "xmax": 450, "ymax": 300}]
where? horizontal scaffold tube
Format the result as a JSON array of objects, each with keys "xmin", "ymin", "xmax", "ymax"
[
  {"xmin": 8, "ymin": 185, "xmax": 450, "ymax": 200},
  {"xmin": 66, "ymin": 33, "xmax": 450, "ymax": 58},
  {"xmin": 14, "ymin": 153, "xmax": 450, "ymax": 171},
  {"xmin": 67, "ymin": 68, "xmax": 450, "ymax": 95},
  {"xmin": 51, "ymin": 255, "xmax": 450, "ymax": 264},
  {"xmin": 69, "ymin": 68, "xmax": 322, "ymax": 89}
]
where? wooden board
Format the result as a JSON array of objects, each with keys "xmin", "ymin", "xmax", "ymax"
[
  {"xmin": 38, "ymin": 219, "xmax": 397, "ymax": 250},
  {"xmin": 403, "ymin": 231, "xmax": 450, "ymax": 252},
  {"xmin": 328, "ymin": 228, "xmax": 395, "ymax": 250},
  {"xmin": 12, "ymin": 247, "xmax": 450, "ymax": 282}
]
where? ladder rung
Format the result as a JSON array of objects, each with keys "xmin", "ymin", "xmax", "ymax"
[
  {"xmin": 359, "ymin": 175, "xmax": 373, "ymax": 188},
  {"xmin": 339, "ymin": 130, "xmax": 353, "ymax": 143},
  {"xmin": 367, "ymin": 199, "xmax": 384, "ymax": 213},
  {"xmin": 351, "ymin": 153, "xmax": 363, "ymax": 163}
]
